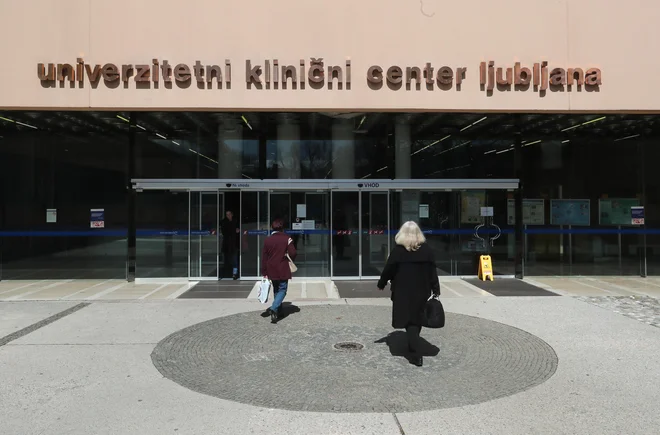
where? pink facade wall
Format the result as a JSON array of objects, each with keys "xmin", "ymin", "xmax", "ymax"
[{"xmin": 0, "ymin": 0, "xmax": 657, "ymax": 112}]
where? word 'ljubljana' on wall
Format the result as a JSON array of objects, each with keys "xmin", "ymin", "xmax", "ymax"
[{"xmin": 37, "ymin": 58, "xmax": 602, "ymax": 94}]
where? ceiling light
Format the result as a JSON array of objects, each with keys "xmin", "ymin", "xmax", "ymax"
[
  {"xmin": 561, "ymin": 116, "xmax": 606, "ymax": 132},
  {"xmin": 156, "ymin": 133, "xmax": 167, "ymax": 140},
  {"xmin": 171, "ymin": 141, "xmax": 180, "ymax": 146},
  {"xmin": 434, "ymin": 141, "xmax": 471, "ymax": 156},
  {"xmin": 614, "ymin": 134, "xmax": 640, "ymax": 142},
  {"xmin": 376, "ymin": 166, "xmax": 388, "ymax": 172},
  {"xmin": 16, "ymin": 120, "xmax": 38, "ymax": 129},
  {"xmin": 358, "ymin": 115, "xmax": 366, "ymax": 129},
  {"xmin": 496, "ymin": 146, "xmax": 514, "ymax": 154},
  {"xmin": 484, "ymin": 149, "xmax": 497, "ymax": 155},
  {"xmin": 411, "ymin": 135, "xmax": 451, "ymax": 156},
  {"xmin": 522, "ymin": 140, "xmax": 541, "ymax": 147},
  {"xmin": 137, "ymin": 125, "xmax": 146, "ymax": 131},
  {"xmin": 0, "ymin": 116, "xmax": 37, "ymax": 129},
  {"xmin": 116, "ymin": 115, "xmax": 130, "ymax": 123},
  {"xmin": 460, "ymin": 116, "xmax": 487, "ymax": 132},
  {"xmin": 241, "ymin": 115, "xmax": 253, "ymax": 130},
  {"xmin": 562, "ymin": 140, "xmax": 570, "ymax": 143}
]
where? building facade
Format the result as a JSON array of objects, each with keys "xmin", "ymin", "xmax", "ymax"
[{"xmin": 1, "ymin": 0, "xmax": 659, "ymax": 280}]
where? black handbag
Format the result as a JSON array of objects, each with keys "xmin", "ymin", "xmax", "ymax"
[{"xmin": 423, "ymin": 295, "xmax": 445, "ymax": 328}]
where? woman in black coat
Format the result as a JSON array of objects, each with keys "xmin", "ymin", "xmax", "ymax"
[{"xmin": 378, "ymin": 221, "xmax": 440, "ymax": 367}]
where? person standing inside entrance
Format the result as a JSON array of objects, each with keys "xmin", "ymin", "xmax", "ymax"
[
  {"xmin": 377, "ymin": 221, "xmax": 440, "ymax": 367},
  {"xmin": 220, "ymin": 210, "xmax": 240, "ymax": 280},
  {"xmin": 261, "ymin": 219, "xmax": 297, "ymax": 323}
]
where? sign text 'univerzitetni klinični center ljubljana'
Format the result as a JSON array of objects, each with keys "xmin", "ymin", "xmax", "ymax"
[{"xmin": 37, "ymin": 58, "xmax": 602, "ymax": 94}]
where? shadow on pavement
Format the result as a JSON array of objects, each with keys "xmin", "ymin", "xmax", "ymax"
[
  {"xmin": 374, "ymin": 331, "xmax": 440, "ymax": 357},
  {"xmin": 259, "ymin": 303, "xmax": 301, "ymax": 322}
]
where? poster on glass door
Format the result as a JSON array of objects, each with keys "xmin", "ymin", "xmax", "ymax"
[{"xmin": 460, "ymin": 191, "xmax": 485, "ymax": 224}]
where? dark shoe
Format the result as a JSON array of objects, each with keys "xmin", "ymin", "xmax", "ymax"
[
  {"xmin": 260, "ymin": 308, "xmax": 271, "ymax": 318},
  {"xmin": 270, "ymin": 310, "xmax": 278, "ymax": 324},
  {"xmin": 233, "ymin": 275, "xmax": 238, "ymax": 280},
  {"xmin": 409, "ymin": 356, "xmax": 423, "ymax": 367}
]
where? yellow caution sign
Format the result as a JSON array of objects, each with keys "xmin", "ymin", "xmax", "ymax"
[{"xmin": 478, "ymin": 255, "xmax": 494, "ymax": 281}]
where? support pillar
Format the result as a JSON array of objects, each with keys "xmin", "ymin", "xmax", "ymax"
[
  {"xmin": 395, "ymin": 116, "xmax": 411, "ymax": 179},
  {"xmin": 332, "ymin": 118, "xmax": 355, "ymax": 179},
  {"xmin": 514, "ymin": 118, "xmax": 524, "ymax": 279},
  {"xmin": 276, "ymin": 115, "xmax": 300, "ymax": 179},
  {"xmin": 218, "ymin": 123, "xmax": 243, "ymax": 179},
  {"xmin": 127, "ymin": 113, "xmax": 137, "ymax": 282}
]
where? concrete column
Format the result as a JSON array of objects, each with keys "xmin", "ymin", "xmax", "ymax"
[
  {"xmin": 332, "ymin": 118, "xmax": 355, "ymax": 179},
  {"xmin": 276, "ymin": 118, "xmax": 301, "ymax": 179},
  {"xmin": 217, "ymin": 123, "xmax": 243, "ymax": 179},
  {"xmin": 395, "ymin": 116, "xmax": 411, "ymax": 179}
]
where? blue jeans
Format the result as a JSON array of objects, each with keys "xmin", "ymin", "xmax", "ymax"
[
  {"xmin": 230, "ymin": 253, "xmax": 238, "ymax": 276},
  {"xmin": 224, "ymin": 252, "xmax": 238, "ymax": 276},
  {"xmin": 270, "ymin": 280, "xmax": 288, "ymax": 313}
]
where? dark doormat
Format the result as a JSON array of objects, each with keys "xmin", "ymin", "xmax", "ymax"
[
  {"xmin": 335, "ymin": 281, "xmax": 390, "ymax": 298},
  {"xmin": 462, "ymin": 278, "xmax": 560, "ymax": 297},
  {"xmin": 178, "ymin": 281, "xmax": 254, "ymax": 299}
]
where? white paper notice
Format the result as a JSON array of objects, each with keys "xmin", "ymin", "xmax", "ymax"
[
  {"xmin": 419, "ymin": 204, "xmax": 430, "ymax": 218},
  {"xmin": 292, "ymin": 223, "xmax": 303, "ymax": 230},
  {"xmin": 46, "ymin": 209, "xmax": 57, "ymax": 223},
  {"xmin": 302, "ymin": 220, "xmax": 315, "ymax": 230},
  {"xmin": 296, "ymin": 204, "xmax": 307, "ymax": 218},
  {"xmin": 480, "ymin": 206, "xmax": 494, "ymax": 217}
]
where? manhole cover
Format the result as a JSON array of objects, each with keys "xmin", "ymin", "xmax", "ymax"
[{"xmin": 333, "ymin": 341, "xmax": 364, "ymax": 351}]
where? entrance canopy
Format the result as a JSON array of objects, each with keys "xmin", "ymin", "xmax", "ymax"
[{"xmin": 132, "ymin": 179, "xmax": 519, "ymax": 191}]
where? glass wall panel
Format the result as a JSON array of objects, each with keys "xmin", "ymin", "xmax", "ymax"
[
  {"xmin": 134, "ymin": 112, "xmax": 259, "ymax": 180},
  {"xmin": 3, "ymin": 111, "xmax": 660, "ymax": 280},
  {"xmin": 0, "ymin": 111, "xmax": 128, "ymax": 280},
  {"xmin": 136, "ymin": 190, "xmax": 188, "ymax": 278}
]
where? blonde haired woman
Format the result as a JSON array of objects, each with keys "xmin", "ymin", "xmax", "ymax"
[{"xmin": 377, "ymin": 221, "xmax": 440, "ymax": 367}]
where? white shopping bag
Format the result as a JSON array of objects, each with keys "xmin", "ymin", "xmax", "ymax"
[{"xmin": 258, "ymin": 279, "xmax": 271, "ymax": 304}]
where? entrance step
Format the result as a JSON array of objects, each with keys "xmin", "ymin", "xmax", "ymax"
[{"xmin": 247, "ymin": 280, "xmax": 340, "ymax": 301}]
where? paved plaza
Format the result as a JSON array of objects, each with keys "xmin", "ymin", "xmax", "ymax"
[{"xmin": 1, "ymin": 279, "xmax": 660, "ymax": 434}]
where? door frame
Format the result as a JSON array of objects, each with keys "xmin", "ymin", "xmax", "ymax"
[{"xmin": 132, "ymin": 179, "xmax": 520, "ymax": 281}]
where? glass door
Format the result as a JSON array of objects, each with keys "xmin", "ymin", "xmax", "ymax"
[
  {"xmin": 269, "ymin": 191, "xmax": 330, "ymax": 277},
  {"xmin": 361, "ymin": 191, "xmax": 390, "ymax": 277},
  {"xmin": 240, "ymin": 191, "xmax": 269, "ymax": 278},
  {"xmin": 190, "ymin": 191, "xmax": 222, "ymax": 279},
  {"xmin": 331, "ymin": 191, "xmax": 360, "ymax": 277},
  {"xmin": 390, "ymin": 190, "xmax": 455, "ymax": 276}
]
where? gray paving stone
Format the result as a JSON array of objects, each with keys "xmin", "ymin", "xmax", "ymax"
[
  {"xmin": 151, "ymin": 305, "xmax": 558, "ymax": 413},
  {"xmin": 576, "ymin": 295, "xmax": 660, "ymax": 328}
]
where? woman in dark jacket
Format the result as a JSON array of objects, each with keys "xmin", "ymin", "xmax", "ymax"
[
  {"xmin": 378, "ymin": 221, "xmax": 440, "ymax": 367},
  {"xmin": 261, "ymin": 219, "xmax": 297, "ymax": 323}
]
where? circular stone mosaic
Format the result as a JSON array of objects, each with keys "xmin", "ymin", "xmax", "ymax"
[{"xmin": 151, "ymin": 305, "xmax": 557, "ymax": 413}]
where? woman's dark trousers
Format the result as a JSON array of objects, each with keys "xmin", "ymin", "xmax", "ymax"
[{"xmin": 405, "ymin": 324, "xmax": 422, "ymax": 355}]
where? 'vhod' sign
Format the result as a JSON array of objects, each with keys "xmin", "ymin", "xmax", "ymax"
[{"xmin": 37, "ymin": 58, "xmax": 602, "ymax": 94}]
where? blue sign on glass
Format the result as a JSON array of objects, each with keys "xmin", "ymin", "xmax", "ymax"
[
  {"xmin": 550, "ymin": 200, "xmax": 590, "ymax": 226},
  {"xmin": 90, "ymin": 208, "xmax": 105, "ymax": 228},
  {"xmin": 631, "ymin": 206, "xmax": 645, "ymax": 225}
]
